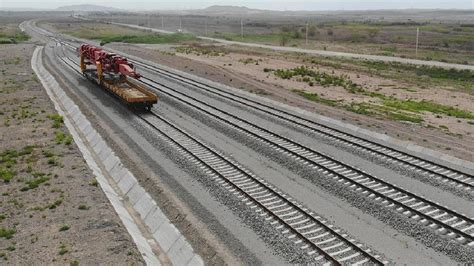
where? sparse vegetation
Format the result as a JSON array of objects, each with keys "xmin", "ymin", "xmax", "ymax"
[
  {"xmin": 59, "ymin": 224, "xmax": 71, "ymax": 232},
  {"xmin": 55, "ymin": 131, "xmax": 73, "ymax": 145},
  {"xmin": 291, "ymin": 88, "xmax": 424, "ymax": 123},
  {"xmin": 58, "ymin": 243, "xmax": 68, "ymax": 255},
  {"xmin": 0, "ymin": 33, "xmax": 143, "ymax": 263},
  {"xmin": 99, "ymin": 33, "xmax": 196, "ymax": 46},
  {"xmin": 48, "ymin": 114, "xmax": 64, "ymax": 128},
  {"xmin": 21, "ymin": 174, "xmax": 50, "ymax": 191},
  {"xmin": 383, "ymin": 99, "xmax": 474, "ymax": 119},
  {"xmin": 291, "ymin": 89, "xmax": 339, "ymax": 106},
  {"xmin": 78, "ymin": 204, "xmax": 90, "ymax": 210},
  {"xmin": 89, "ymin": 179, "xmax": 98, "ymax": 187},
  {"xmin": 239, "ymin": 58, "xmax": 262, "ymax": 65},
  {"xmin": 273, "ymin": 66, "xmax": 364, "ymax": 93},
  {"xmin": 175, "ymin": 45, "xmax": 227, "ymax": 56},
  {"xmin": 0, "ymin": 169, "xmax": 15, "ymax": 182},
  {"xmin": 0, "ymin": 228, "xmax": 16, "ymax": 239},
  {"xmin": 0, "ymin": 25, "xmax": 29, "ymax": 44}
]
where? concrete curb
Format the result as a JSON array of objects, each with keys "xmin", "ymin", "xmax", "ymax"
[{"xmin": 31, "ymin": 46, "xmax": 203, "ymax": 266}]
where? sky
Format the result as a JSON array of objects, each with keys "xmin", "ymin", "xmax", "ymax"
[{"xmin": 1, "ymin": 0, "xmax": 474, "ymax": 10}]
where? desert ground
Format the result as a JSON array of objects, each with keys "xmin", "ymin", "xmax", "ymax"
[{"xmin": 0, "ymin": 15, "xmax": 143, "ymax": 264}]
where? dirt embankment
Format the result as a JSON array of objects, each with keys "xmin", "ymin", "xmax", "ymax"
[
  {"xmin": 109, "ymin": 43, "xmax": 473, "ymax": 161},
  {"xmin": 0, "ymin": 43, "xmax": 144, "ymax": 264}
]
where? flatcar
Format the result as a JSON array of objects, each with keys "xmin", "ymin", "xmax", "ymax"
[{"xmin": 78, "ymin": 44, "xmax": 158, "ymax": 110}]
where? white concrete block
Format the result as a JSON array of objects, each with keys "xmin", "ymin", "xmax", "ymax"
[
  {"xmin": 144, "ymin": 207, "xmax": 166, "ymax": 234},
  {"xmin": 90, "ymin": 134, "xmax": 102, "ymax": 148},
  {"xmin": 126, "ymin": 183, "xmax": 145, "ymax": 205},
  {"xmin": 187, "ymin": 254, "xmax": 205, "ymax": 266},
  {"xmin": 153, "ymin": 221, "xmax": 180, "ymax": 253},
  {"xmin": 117, "ymin": 171, "xmax": 136, "ymax": 194},
  {"xmin": 134, "ymin": 193, "xmax": 155, "ymax": 219},
  {"xmin": 98, "ymin": 146, "xmax": 112, "ymax": 161},
  {"xmin": 103, "ymin": 155, "xmax": 118, "ymax": 173},
  {"xmin": 168, "ymin": 236, "xmax": 195, "ymax": 266},
  {"xmin": 111, "ymin": 165, "xmax": 126, "ymax": 183},
  {"xmin": 82, "ymin": 123, "xmax": 94, "ymax": 136},
  {"xmin": 85, "ymin": 129, "xmax": 97, "ymax": 143}
]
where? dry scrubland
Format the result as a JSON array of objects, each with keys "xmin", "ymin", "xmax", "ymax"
[
  {"xmin": 0, "ymin": 20, "xmax": 143, "ymax": 264},
  {"xmin": 47, "ymin": 17, "xmax": 474, "ymax": 159},
  {"xmin": 88, "ymin": 9, "xmax": 474, "ymax": 65}
]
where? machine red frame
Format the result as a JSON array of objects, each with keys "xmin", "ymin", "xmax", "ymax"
[
  {"xmin": 79, "ymin": 44, "xmax": 141, "ymax": 80},
  {"xmin": 78, "ymin": 44, "xmax": 158, "ymax": 110}
]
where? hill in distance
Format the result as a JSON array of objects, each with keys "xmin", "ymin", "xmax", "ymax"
[
  {"xmin": 55, "ymin": 4, "xmax": 121, "ymax": 12},
  {"xmin": 199, "ymin": 5, "xmax": 264, "ymax": 14}
]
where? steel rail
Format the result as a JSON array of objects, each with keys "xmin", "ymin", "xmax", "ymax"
[
  {"xmin": 137, "ymin": 76, "xmax": 474, "ymax": 245},
  {"xmin": 138, "ymin": 112, "xmax": 385, "ymax": 265}
]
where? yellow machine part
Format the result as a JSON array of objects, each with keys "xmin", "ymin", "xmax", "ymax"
[
  {"xmin": 96, "ymin": 61, "xmax": 103, "ymax": 84},
  {"xmin": 80, "ymin": 53, "xmax": 86, "ymax": 73}
]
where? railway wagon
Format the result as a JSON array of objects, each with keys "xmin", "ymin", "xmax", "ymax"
[{"xmin": 78, "ymin": 44, "xmax": 158, "ymax": 110}]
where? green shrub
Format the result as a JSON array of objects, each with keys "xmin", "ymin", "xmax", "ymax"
[
  {"xmin": 48, "ymin": 114, "xmax": 63, "ymax": 128},
  {"xmin": 0, "ymin": 227, "xmax": 16, "ymax": 239},
  {"xmin": 58, "ymin": 244, "xmax": 68, "ymax": 255},
  {"xmin": 78, "ymin": 204, "xmax": 90, "ymax": 210},
  {"xmin": 383, "ymin": 99, "xmax": 474, "ymax": 119},
  {"xmin": 291, "ymin": 89, "xmax": 339, "ymax": 106},
  {"xmin": 0, "ymin": 169, "xmax": 15, "ymax": 183},
  {"xmin": 21, "ymin": 175, "xmax": 49, "ymax": 191},
  {"xmin": 59, "ymin": 224, "xmax": 70, "ymax": 232}
]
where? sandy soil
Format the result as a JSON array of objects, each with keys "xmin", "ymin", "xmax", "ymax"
[
  {"xmin": 109, "ymin": 43, "xmax": 474, "ymax": 161},
  {"xmin": 0, "ymin": 43, "xmax": 143, "ymax": 264}
]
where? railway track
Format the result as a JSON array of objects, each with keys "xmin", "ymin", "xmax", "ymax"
[
  {"xmin": 135, "ymin": 76, "xmax": 474, "ymax": 246},
  {"xmin": 137, "ymin": 112, "xmax": 386, "ymax": 265},
  {"xmin": 55, "ymin": 47, "xmax": 386, "ymax": 265},
  {"xmin": 128, "ymin": 60, "xmax": 474, "ymax": 192},
  {"xmin": 58, "ymin": 44, "xmax": 474, "ymax": 246}
]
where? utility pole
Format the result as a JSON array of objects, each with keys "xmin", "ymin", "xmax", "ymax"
[
  {"xmin": 179, "ymin": 17, "xmax": 182, "ymax": 32},
  {"xmin": 305, "ymin": 22, "xmax": 309, "ymax": 45},
  {"xmin": 415, "ymin": 27, "xmax": 420, "ymax": 59},
  {"xmin": 205, "ymin": 18, "xmax": 208, "ymax": 36},
  {"xmin": 241, "ymin": 18, "xmax": 244, "ymax": 39}
]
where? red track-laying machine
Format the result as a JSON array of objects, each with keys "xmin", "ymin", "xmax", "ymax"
[{"xmin": 78, "ymin": 44, "xmax": 158, "ymax": 110}]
